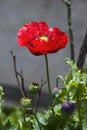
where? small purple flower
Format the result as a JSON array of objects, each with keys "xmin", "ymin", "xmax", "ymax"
[
  {"xmin": 53, "ymin": 87, "xmax": 59, "ymax": 94},
  {"xmin": 61, "ymin": 101, "xmax": 75, "ymax": 115}
]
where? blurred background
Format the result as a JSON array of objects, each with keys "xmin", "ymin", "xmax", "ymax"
[{"xmin": 0, "ymin": 0, "xmax": 87, "ymax": 106}]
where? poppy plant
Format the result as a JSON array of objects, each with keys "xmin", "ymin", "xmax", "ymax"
[{"xmin": 17, "ymin": 21, "xmax": 68, "ymax": 55}]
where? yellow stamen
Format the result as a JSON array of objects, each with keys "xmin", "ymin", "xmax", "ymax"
[{"xmin": 40, "ymin": 36, "xmax": 48, "ymax": 42}]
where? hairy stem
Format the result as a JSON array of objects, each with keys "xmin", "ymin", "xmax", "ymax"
[
  {"xmin": 44, "ymin": 55, "xmax": 54, "ymax": 115},
  {"xmin": 44, "ymin": 55, "xmax": 52, "ymax": 104}
]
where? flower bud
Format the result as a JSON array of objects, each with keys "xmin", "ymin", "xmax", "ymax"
[
  {"xmin": 21, "ymin": 98, "xmax": 32, "ymax": 108},
  {"xmin": 29, "ymin": 82, "xmax": 39, "ymax": 95},
  {"xmin": 61, "ymin": 101, "xmax": 75, "ymax": 115}
]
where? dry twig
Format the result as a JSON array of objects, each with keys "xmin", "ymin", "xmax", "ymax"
[
  {"xmin": 10, "ymin": 51, "xmax": 26, "ymax": 97},
  {"xmin": 63, "ymin": 0, "xmax": 75, "ymax": 61},
  {"xmin": 77, "ymin": 31, "xmax": 87, "ymax": 69}
]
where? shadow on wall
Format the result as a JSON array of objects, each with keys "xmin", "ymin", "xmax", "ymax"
[{"xmin": 1, "ymin": 83, "xmax": 49, "ymax": 107}]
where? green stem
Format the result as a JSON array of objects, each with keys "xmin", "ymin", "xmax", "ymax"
[
  {"xmin": 67, "ymin": 90, "xmax": 70, "ymax": 103},
  {"xmin": 77, "ymin": 89, "xmax": 82, "ymax": 130},
  {"xmin": 31, "ymin": 101, "xmax": 42, "ymax": 130},
  {"xmin": 44, "ymin": 55, "xmax": 54, "ymax": 115},
  {"xmin": 56, "ymin": 75, "xmax": 64, "ymax": 88},
  {"xmin": 44, "ymin": 55, "xmax": 52, "ymax": 104}
]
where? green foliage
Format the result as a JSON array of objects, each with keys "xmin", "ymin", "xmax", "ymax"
[{"xmin": 0, "ymin": 58, "xmax": 87, "ymax": 129}]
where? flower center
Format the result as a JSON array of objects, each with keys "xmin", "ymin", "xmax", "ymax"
[{"xmin": 40, "ymin": 36, "xmax": 48, "ymax": 42}]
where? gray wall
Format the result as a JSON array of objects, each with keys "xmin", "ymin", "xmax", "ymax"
[{"xmin": 0, "ymin": 0, "xmax": 87, "ymax": 91}]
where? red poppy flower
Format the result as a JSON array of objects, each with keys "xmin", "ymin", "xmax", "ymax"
[{"xmin": 17, "ymin": 21, "xmax": 68, "ymax": 55}]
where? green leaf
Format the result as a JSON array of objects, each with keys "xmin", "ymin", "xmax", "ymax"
[
  {"xmin": 65, "ymin": 58, "xmax": 78, "ymax": 72},
  {"xmin": 38, "ymin": 114, "xmax": 47, "ymax": 125},
  {"xmin": 0, "ymin": 86, "xmax": 4, "ymax": 97}
]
